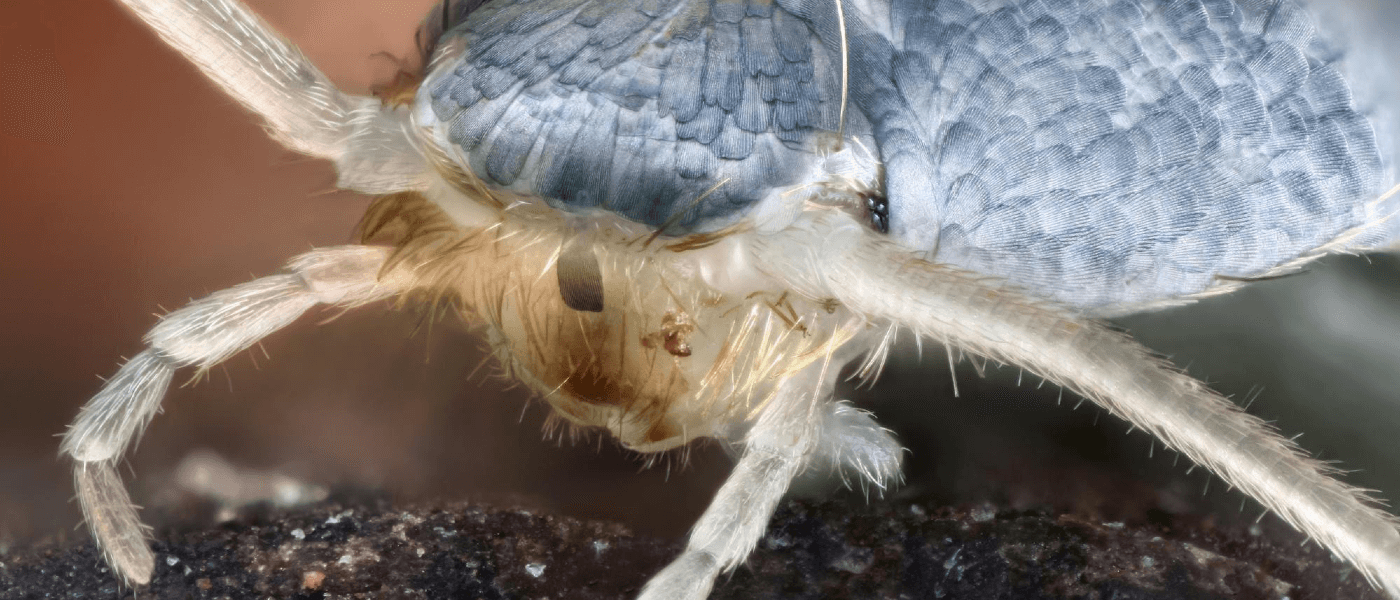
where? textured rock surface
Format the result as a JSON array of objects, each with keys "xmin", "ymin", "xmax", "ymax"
[{"xmin": 0, "ymin": 496, "xmax": 1379, "ymax": 599}]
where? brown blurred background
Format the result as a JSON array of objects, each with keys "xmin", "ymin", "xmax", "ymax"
[{"xmin": 4, "ymin": 0, "xmax": 1400, "ymax": 564}]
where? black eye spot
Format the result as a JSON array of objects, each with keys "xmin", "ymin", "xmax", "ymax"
[{"xmin": 866, "ymin": 192, "xmax": 889, "ymax": 234}]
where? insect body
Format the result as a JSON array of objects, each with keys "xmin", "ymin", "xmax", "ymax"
[{"xmin": 62, "ymin": 0, "xmax": 1400, "ymax": 598}]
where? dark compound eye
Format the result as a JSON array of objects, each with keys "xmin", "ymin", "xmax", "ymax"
[{"xmin": 866, "ymin": 192, "xmax": 889, "ymax": 234}]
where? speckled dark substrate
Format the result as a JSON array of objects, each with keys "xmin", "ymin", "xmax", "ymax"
[{"xmin": 0, "ymin": 497, "xmax": 1379, "ymax": 600}]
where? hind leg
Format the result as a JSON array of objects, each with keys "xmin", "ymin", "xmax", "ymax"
[{"xmin": 60, "ymin": 245, "xmax": 403, "ymax": 585}]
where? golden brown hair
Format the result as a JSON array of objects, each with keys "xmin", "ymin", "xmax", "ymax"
[{"xmin": 358, "ymin": 190, "xmax": 869, "ymax": 451}]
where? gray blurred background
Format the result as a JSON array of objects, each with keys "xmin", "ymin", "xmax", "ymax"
[{"xmin": 2, "ymin": 0, "xmax": 1399, "ymax": 556}]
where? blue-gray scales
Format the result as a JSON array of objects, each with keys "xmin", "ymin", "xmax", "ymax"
[{"xmin": 419, "ymin": 0, "xmax": 1399, "ymax": 311}]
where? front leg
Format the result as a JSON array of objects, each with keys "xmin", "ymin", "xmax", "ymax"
[
  {"xmin": 637, "ymin": 360, "xmax": 837, "ymax": 600},
  {"xmin": 61, "ymin": 246, "xmax": 407, "ymax": 585}
]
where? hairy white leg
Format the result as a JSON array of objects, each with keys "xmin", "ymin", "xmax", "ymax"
[
  {"xmin": 755, "ymin": 212, "xmax": 1400, "ymax": 597},
  {"xmin": 807, "ymin": 401, "xmax": 903, "ymax": 496},
  {"xmin": 60, "ymin": 245, "xmax": 401, "ymax": 585},
  {"xmin": 637, "ymin": 359, "xmax": 836, "ymax": 600},
  {"xmin": 112, "ymin": 0, "xmax": 428, "ymax": 193}
]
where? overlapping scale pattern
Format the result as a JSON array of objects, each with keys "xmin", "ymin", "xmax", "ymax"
[
  {"xmin": 421, "ymin": 0, "xmax": 842, "ymax": 230},
  {"xmin": 854, "ymin": 0, "xmax": 1391, "ymax": 310},
  {"xmin": 420, "ymin": 0, "xmax": 1394, "ymax": 312}
]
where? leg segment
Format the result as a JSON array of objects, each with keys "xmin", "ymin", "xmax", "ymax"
[
  {"xmin": 112, "ymin": 0, "xmax": 429, "ymax": 193},
  {"xmin": 637, "ymin": 359, "xmax": 835, "ymax": 600},
  {"xmin": 60, "ymin": 245, "xmax": 400, "ymax": 585},
  {"xmin": 809, "ymin": 401, "xmax": 903, "ymax": 496},
  {"xmin": 756, "ymin": 212, "xmax": 1400, "ymax": 597}
]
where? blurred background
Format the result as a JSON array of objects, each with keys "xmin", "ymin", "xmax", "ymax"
[{"xmin": 2, "ymin": 0, "xmax": 1400, "ymax": 560}]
